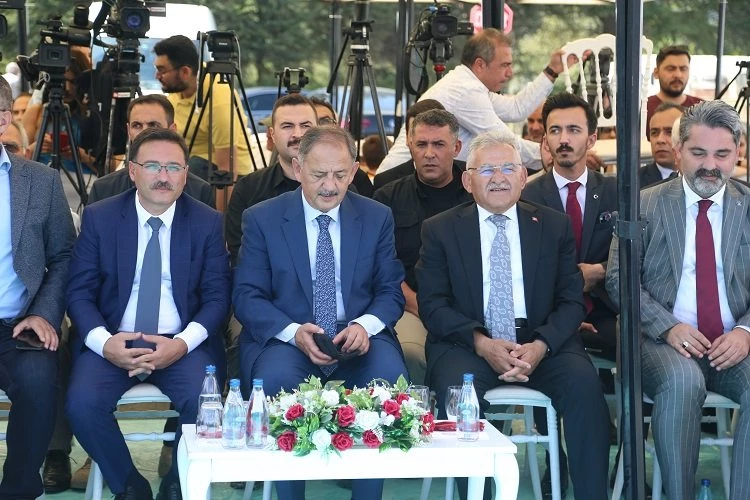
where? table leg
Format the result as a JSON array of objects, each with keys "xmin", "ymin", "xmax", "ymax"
[
  {"xmin": 467, "ymin": 476, "xmax": 485, "ymax": 500},
  {"xmin": 494, "ymin": 454, "xmax": 520, "ymax": 500},
  {"xmin": 177, "ymin": 439, "xmax": 211, "ymax": 500}
]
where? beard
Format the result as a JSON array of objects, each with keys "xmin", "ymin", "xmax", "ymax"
[
  {"xmin": 686, "ymin": 168, "xmax": 727, "ymax": 198},
  {"xmin": 660, "ymin": 80, "xmax": 686, "ymax": 98},
  {"xmin": 161, "ymin": 79, "xmax": 189, "ymax": 94},
  {"xmin": 553, "ymin": 145, "xmax": 583, "ymax": 170}
]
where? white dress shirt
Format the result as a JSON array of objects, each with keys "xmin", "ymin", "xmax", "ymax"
[
  {"xmin": 477, "ymin": 204, "xmax": 528, "ymax": 320},
  {"xmin": 553, "ymin": 168, "xmax": 588, "ymax": 216},
  {"xmin": 85, "ymin": 195, "xmax": 208, "ymax": 356},
  {"xmin": 673, "ymin": 180, "xmax": 736, "ymax": 333},
  {"xmin": 377, "ymin": 65, "xmax": 552, "ymax": 173},
  {"xmin": 275, "ymin": 194, "xmax": 386, "ymax": 344},
  {"xmin": 656, "ymin": 163, "xmax": 677, "ymax": 180}
]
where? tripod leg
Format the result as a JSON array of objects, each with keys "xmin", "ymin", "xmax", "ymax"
[
  {"xmin": 62, "ymin": 107, "xmax": 89, "ymax": 206},
  {"xmin": 363, "ymin": 64, "xmax": 389, "ymax": 156}
]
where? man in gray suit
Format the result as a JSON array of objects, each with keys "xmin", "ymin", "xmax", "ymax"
[
  {"xmin": 0, "ymin": 75, "xmax": 76, "ymax": 499},
  {"xmin": 607, "ymin": 100, "xmax": 750, "ymax": 499}
]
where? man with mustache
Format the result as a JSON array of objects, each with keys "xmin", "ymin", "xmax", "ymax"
[
  {"xmin": 646, "ymin": 45, "xmax": 702, "ymax": 137},
  {"xmin": 234, "ymin": 126, "xmax": 407, "ymax": 500},
  {"xmin": 521, "ymin": 92, "xmax": 618, "ymax": 497},
  {"xmin": 416, "ymin": 130, "xmax": 610, "ymax": 500},
  {"xmin": 66, "ymin": 128, "xmax": 231, "ymax": 500},
  {"xmin": 607, "ymin": 100, "xmax": 750, "ymax": 499},
  {"xmin": 640, "ymin": 102, "xmax": 685, "ymax": 188},
  {"xmin": 225, "ymin": 94, "xmax": 318, "ymax": 266}
]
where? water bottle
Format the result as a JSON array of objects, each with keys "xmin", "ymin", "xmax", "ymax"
[
  {"xmin": 246, "ymin": 378, "xmax": 269, "ymax": 448},
  {"xmin": 222, "ymin": 379, "xmax": 247, "ymax": 449},
  {"xmin": 457, "ymin": 373, "xmax": 480, "ymax": 441},
  {"xmin": 196, "ymin": 365, "xmax": 223, "ymax": 439},
  {"xmin": 697, "ymin": 478, "xmax": 713, "ymax": 500}
]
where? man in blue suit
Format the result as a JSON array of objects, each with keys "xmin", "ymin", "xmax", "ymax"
[
  {"xmin": 66, "ymin": 128, "xmax": 231, "ymax": 500},
  {"xmin": 234, "ymin": 126, "xmax": 407, "ymax": 500}
]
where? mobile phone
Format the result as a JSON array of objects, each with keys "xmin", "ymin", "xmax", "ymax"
[{"xmin": 16, "ymin": 344, "xmax": 43, "ymax": 351}]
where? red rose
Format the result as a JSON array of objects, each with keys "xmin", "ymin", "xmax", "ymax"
[
  {"xmin": 277, "ymin": 431, "xmax": 297, "ymax": 452},
  {"xmin": 285, "ymin": 403, "xmax": 305, "ymax": 421},
  {"xmin": 382, "ymin": 399, "xmax": 401, "ymax": 418},
  {"xmin": 395, "ymin": 393, "xmax": 410, "ymax": 404},
  {"xmin": 332, "ymin": 432, "xmax": 353, "ymax": 451},
  {"xmin": 421, "ymin": 412, "xmax": 435, "ymax": 435},
  {"xmin": 362, "ymin": 430, "xmax": 381, "ymax": 448},
  {"xmin": 337, "ymin": 405, "xmax": 356, "ymax": 427}
]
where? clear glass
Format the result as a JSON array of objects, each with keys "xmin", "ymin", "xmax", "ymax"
[
  {"xmin": 445, "ymin": 385, "xmax": 462, "ymax": 422},
  {"xmin": 457, "ymin": 375, "xmax": 480, "ymax": 441},
  {"xmin": 408, "ymin": 385, "xmax": 430, "ymax": 410},
  {"xmin": 196, "ymin": 366, "xmax": 223, "ymax": 439},
  {"xmin": 222, "ymin": 381, "xmax": 247, "ymax": 449},
  {"xmin": 246, "ymin": 382, "xmax": 269, "ymax": 448}
]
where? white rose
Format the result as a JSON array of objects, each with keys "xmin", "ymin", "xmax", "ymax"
[
  {"xmin": 371, "ymin": 386, "xmax": 391, "ymax": 404},
  {"xmin": 355, "ymin": 410, "xmax": 380, "ymax": 431},
  {"xmin": 279, "ymin": 394, "xmax": 298, "ymax": 409},
  {"xmin": 321, "ymin": 390, "xmax": 339, "ymax": 407},
  {"xmin": 311, "ymin": 428, "xmax": 332, "ymax": 451},
  {"xmin": 380, "ymin": 413, "xmax": 395, "ymax": 426}
]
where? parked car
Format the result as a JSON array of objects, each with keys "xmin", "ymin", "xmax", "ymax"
[
  {"xmin": 243, "ymin": 87, "xmax": 284, "ymax": 133},
  {"xmin": 307, "ymin": 86, "xmax": 397, "ymax": 139}
]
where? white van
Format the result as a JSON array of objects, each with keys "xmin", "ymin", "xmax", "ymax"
[{"xmin": 88, "ymin": 2, "xmax": 217, "ymax": 92}]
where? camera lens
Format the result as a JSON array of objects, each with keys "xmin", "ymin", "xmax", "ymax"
[{"xmin": 125, "ymin": 13, "xmax": 144, "ymax": 30}]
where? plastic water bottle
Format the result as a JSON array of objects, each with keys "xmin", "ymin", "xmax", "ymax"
[
  {"xmin": 457, "ymin": 373, "xmax": 480, "ymax": 441},
  {"xmin": 246, "ymin": 378, "xmax": 269, "ymax": 448},
  {"xmin": 697, "ymin": 478, "xmax": 713, "ymax": 500},
  {"xmin": 196, "ymin": 365, "xmax": 223, "ymax": 439},
  {"xmin": 222, "ymin": 379, "xmax": 247, "ymax": 449}
]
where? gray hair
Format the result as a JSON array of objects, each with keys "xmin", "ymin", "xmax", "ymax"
[
  {"xmin": 466, "ymin": 130, "xmax": 519, "ymax": 169},
  {"xmin": 671, "ymin": 116, "xmax": 682, "ymax": 146},
  {"xmin": 5, "ymin": 120, "xmax": 29, "ymax": 149},
  {"xmin": 297, "ymin": 126, "xmax": 357, "ymax": 165},
  {"xmin": 677, "ymin": 100, "xmax": 742, "ymax": 147},
  {"xmin": 0, "ymin": 77, "xmax": 11, "ymax": 111}
]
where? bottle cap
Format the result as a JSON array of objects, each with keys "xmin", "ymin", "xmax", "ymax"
[
  {"xmin": 205, "ymin": 364, "xmax": 216, "ymax": 374},
  {"xmin": 463, "ymin": 373, "xmax": 474, "ymax": 382},
  {"xmin": 701, "ymin": 478, "xmax": 711, "ymax": 486},
  {"xmin": 253, "ymin": 378, "xmax": 264, "ymax": 387},
  {"xmin": 229, "ymin": 379, "xmax": 240, "ymax": 389}
]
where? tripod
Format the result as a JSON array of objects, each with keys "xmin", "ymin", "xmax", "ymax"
[
  {"xmin": 183, "ymin": 58, "xmax": 266, "ymax": 194},
  {"xmin": 32, "ymin": 83, "xmax": 88, "ymax": 206},
  {"xmin": 327, "ymin": 20, "xmax": 388, "ymax": 157},
  {"xmin": 717, "ymin": 61, "xmax": 750, "ymax": 182}
]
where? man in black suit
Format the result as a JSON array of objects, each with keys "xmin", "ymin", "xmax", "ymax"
[
  {"xmin": 639, "ymin": 102, "xmax": 684, "ymax": 189},
  {"xmin": 88, "ymin": 95, "xmax": 215, "ymax": 208},
  {"xmin": 416, "ymin": 130, "xmax": 610, "ymax": 500}
]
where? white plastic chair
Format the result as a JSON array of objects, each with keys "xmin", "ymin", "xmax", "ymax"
[
  {"xmin": 83, "ymin": 383, "xmax": 179, "ymax": 500},
  {"xmin": 420, "ymin": 386, "xmax": 561, "ymax": 500}
]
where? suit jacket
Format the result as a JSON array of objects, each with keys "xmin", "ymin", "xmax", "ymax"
[
  {"xmin": 521, "ymin": 169, "xmax": 618, "ymax": 313},
  {"xmin": 374, "ymin": 160, "xmax": 415, "ymax": 190},
  {"xmin": 638, "ymin": 162, "xmax": 670, "ymax": 190},
  {"xmin": 66, "ymin": 189, "xmax": 231, "ymax": 365},
  {"xmin": 416, "ymin": 200, "xmax": 585, "ymax": 360},
  {"xmin": 233, "ymin": 188, "xmax": 406, "ymax": 371},
  {"xmin": 606, "ymin": 178, "xmax": 750, "ymax": 340},
  {"xmin": 88, "ymin": 168, "xmax": 216, "ymax": 208},
  {"xmin": 8, "ymin": 154, "xmax": 75, "ymax": 328}
]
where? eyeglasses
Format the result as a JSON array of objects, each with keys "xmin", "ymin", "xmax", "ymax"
[
  {"xmin": 131, "ymin": 160, "xmax": 186, "ymax": 174},
  {"xmin": 2, "ymin": 142, "xmax": 21, "ymax": 154},
  {"xmin": 467, "ymin": 163, "xmax": 523, "ymax": 177},
  {"xmin": 155, "ymin": 67, "xmax": 178, "ymax": 77},
  {"xmin": 318, "ymin": 116, "xmax": 337, "ymax": 126}
]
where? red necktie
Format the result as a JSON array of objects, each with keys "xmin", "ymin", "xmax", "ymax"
[
  {"xmin": 695, "ymin": 199, "xmax": 724, "ymax": 342},
  {"xmin": 565, "ymin": 181, "xmax": 592, "ymax": 313}
]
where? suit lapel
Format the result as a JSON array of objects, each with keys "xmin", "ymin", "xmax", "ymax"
[
  {"xmin": 170, "ymin": 197, "xmax": 190, "ymax": 326},
  {"xmin": 517, "ymin": 201, "xmax": 542, "ymax": 311},
  {"xmin": 540, "ymin": 172, "xmax": 565, "ymax": 212},
  {"xmin": 453, "ymin": 204, "xmax": 484, "ymax": 321},
  {"xmin": 117, "ymin": 193, "xmax": 139, "ymax": 319},
  {"xmin": 339, "ymin": 194, "xmax": 360, "ymax": 313},
  {"xmin": 659, "ymin": 181, "xmax": 686, "ymax": 287},
  {"xmin": 282, "ymin": 191, "xmax": 314, "ymax": 310},
  {"xmin": 9, "ymin": 160, "xmax": 30, "ymax": 255},
  {"xmin": 581, "ymin": 170, "xmax": 602, "ymax": 260},
  {"xmin": 721, "ymin": 182, "xmax": 750, "ymax": 286}
]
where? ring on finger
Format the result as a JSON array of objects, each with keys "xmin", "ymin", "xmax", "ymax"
[{"xmin": 682, "ymin": 340, "xmax": 690, "ymax": 350}]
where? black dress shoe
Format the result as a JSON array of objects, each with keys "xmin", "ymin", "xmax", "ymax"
[
  {"xmin": 115, "ymin": 470, "xmax": 153, "ymax": 500},
  {"xmin": 43, "ymin": 450, "xmax": 72, "ymax": 493},
  {"xmin": 156, "ymin": 476, "xmax": 182, "ymax": 500}
]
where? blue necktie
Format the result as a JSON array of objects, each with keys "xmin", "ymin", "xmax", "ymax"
[
  {"xmin": 485, "ymin": 214, "xmax": 516, "ymax": 342},
  {"xmin": 133, "ymin": 217, "xmax": 162, "ymax": 348},
  {"xmin": 314, "ymin": 215, "xmax": 337, "ymax": 376}
]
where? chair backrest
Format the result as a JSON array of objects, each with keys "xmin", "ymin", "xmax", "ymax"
[{"xmin": 561, "ymin": 34, "xmax": 654, "ymax": 135}]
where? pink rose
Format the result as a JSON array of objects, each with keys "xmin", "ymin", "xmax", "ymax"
[
  {"xmin": 422, "ymin": 412, "xmax": 435, "ymax": 435},
  {"xmin": 395, "ymin": 393, "xmax": 410, "ymax": 404},
  {"xmin": 382, "ymin": 399, "xmax": 401, "ymax": 418},
  {"xmin": 277, "ymin": 431, "xmax": 297, "ymax": 452},
  {"xmin": 362, "ymin": 430, "xmax": 381, "ymax": 448},
  {"xmin": 332, "ymin": 432, "xmax": 353, "ymax": 451},
  {"xmin": 337, "ymin": 405, "xmax": 356, "ymax": 427},
  {"xmin": 285, "ymin": 403, "xmax": 305, "ymax": 421}
]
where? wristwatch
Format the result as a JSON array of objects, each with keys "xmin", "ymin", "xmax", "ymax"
[{"xmin": 543, "ymin": 66, "xmax": 559, "ymax": 80}]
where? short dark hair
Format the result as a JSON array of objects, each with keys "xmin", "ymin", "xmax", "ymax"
[
  {"xmin": 652, "ymin": 101, "xmax": 686, "ymax": 116},
  {"xmin": 406, "ymin": 99, "xmax": 445, "ymax": 133},
  {"xmin": 542, "ymin": 92, "xmax": 599, "ymax": 135},
  {"xmin": 411, "ymin": 109, "xmax": 459, "ymax": 140},
  {"xmin": 271, "ymin": 93, "xmax": 316, "ymax": 125},
  {"xmin": 127, "ymin": 94, "xmax": 175, "ymax": 125},
  {"xmin": 361, "ymin": 135, "xmax": 392, "ymax": 170},
  {"xmin": 460, "ymin": 28, "xmax": 511, "ymax": 68},
  {"xmin": 129, "ymin": 127, "xmax": 189, "ymax": 163},
  {"xmin": 153, "ymin": 35, "xmax": 199, "ymax": 74},
  {"xmin": 309, "ymin": 96, "xmax": 337, "ymax": 121},
  {"xmin": 656, "ymin": 45, "xmax": 691, "ymax": 67}
]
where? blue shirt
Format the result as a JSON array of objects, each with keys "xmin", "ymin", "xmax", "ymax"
[{"xmin": 0, "ymin": 147, "xmax": 29, "ymax": 319}]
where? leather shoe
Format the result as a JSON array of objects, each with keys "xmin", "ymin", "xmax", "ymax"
[
  {"xmin": 156, "ymin": 476, "xmax": 182, "ymax": 500},
  {"xmin": 115, "ymin": 469, "xmax": 152, "ymax": 500},
  {"xmin": 43, "ymin": 450, "xmax": 71, "ymax": 493},
  {"xmin": 157, "ymin": 445, "xmax": 173, "ymax": 478}
]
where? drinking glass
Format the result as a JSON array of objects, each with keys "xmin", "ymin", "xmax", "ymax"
[
  {"xmin": 409, "ymin": 385, "xmax": 430, "ymax": 410},
  {"xmin": 445, "ymin": 385, "xmax": 462, "ymax": 422}
]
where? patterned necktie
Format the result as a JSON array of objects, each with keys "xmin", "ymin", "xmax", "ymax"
[
  {"xmin": 314, "ymin": 215, "xmax": 337, "ymax": 376},
  {"xmin": 134, "ymin": 217, "xmax": 163, "ymax": 335},
  {"xmin": 695, "ymin": 200, "xmax": 723, "ymax": 342},
  {"xmin": 565, "ymin": 181, "xmax": 583, "ymax": 256},
  {"xmin": 485, "ymin": 214, "xmax": 516, "ymax": 342}
]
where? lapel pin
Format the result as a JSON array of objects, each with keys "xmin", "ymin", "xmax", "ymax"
[
  {"xmin": 532, "ymin": 216, "xmax": 539, "ymax": 222},
  {"xmin": 593, "ymin": 194, "xmax": 599, "ymax": 200}
]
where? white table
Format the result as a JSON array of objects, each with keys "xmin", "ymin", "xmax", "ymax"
[{"xmin": 178, "ymin": 421, "xmax": 518, "ymax": 500}]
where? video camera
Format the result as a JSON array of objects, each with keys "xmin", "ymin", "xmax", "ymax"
[
  {"xmin": 276, "ymin": 67, "xmax": 309, "ymax": 94},
  {"xmin": 199, "ymin": 31, "xmax": 239, "ymax": 63},
  {"xmin": 411, "ymin": 3, "xmax": 473, "ymax": 44},
  {"xmin": 100, "ymin": 0, "xmax": 151, "ymax": 40}
]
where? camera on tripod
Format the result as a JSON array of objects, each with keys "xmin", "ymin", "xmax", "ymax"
[
  {"xmin": 199, "ymin": 31, "xmax": 239, "ymax": 63},
  {"xmin": 102, "ymin": 0, "xmax": 151, "ymax": 40},
  {"xmin": 411, "ymin": 3, "xmax": 473, "ymax": 43},
  {"xmin": 276, "ymin": 67, "xmax": 309, "ymax": 94}
]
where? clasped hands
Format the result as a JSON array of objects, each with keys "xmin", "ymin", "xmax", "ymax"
[
  {"xmin": 103, "ymin": 332, "xmax": 187, "ymax": 378},
  {"xmin": 474, "ymin": 331, "xmax": 547, "ymax": 383},
  {"xmin": 665, "ymin": 323, "xmax": 750, "ymax": 371},
  {"xmin": 295, "ymin": 322, "xmax": 369, "ymax": 366}
]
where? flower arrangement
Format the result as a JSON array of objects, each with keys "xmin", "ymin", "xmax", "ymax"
[{"xmin": 268, "ymin": 375, "xmax": 435, "ymax": 456}]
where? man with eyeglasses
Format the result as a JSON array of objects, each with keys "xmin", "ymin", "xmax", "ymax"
[
  {"xmin": 0, "ymin": 120, "xmax": 29, "ymax": 158},
  {"xmin": 66, "ymin": 128, "xmax": 230, "ymax": 500},
  {"xmin": 416, "ymin": 130, "xmax": 610, "ymax": 500}
]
